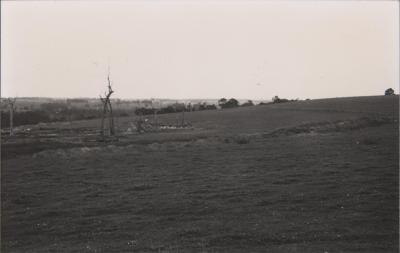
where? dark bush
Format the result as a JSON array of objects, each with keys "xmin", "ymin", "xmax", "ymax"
[
  {"xmin": 385, "ymin": 88, "xmax": 395, "ymax": 96},
  {"xmin": 220, "ymin": 98, "xmax": 239, "ymax": 109},
  {"xmin": 135, "ymin": 107, "xmax": 157, "ymax": 116},
  {"xmin": 1, "ymin": 111, "xmax": 51, "ymax": 128},
  {"xmin": 234, "ymin": 135, "xmax": 251, "ymax": 144}
]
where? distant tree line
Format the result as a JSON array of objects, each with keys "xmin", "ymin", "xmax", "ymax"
[
  {"xmin": 134, "ymin": 102, "xmax": 217, "ymax": 116},
  {"xmin": 135, "ymin": 97, "xmax": 266, "ymax": 116},
  {"xmin": 1, "ymin": 111, "xmax": 52, "ymax": 128},
  {"xmin": 271, "ymin": 96, "xmax": 298, "ymax": 104},
  {"xmin": 1, "ymin": 95, "xmax": 303, "ymax": 128},
  {"xmin": 217, "ymin": 96, "xmax": 298, "ymax": 109},
  {"xmin": 218, "ymin": 98, "xmax": 255, "ymax": 109},
  {"xmin": 1, "ymin": 106, "xmax": 129, "ymax": 128}
]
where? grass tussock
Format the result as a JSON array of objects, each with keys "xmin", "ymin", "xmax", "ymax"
[{"xmin": 234, "ymin": 135, "xmax": 251, "ymax": 144}]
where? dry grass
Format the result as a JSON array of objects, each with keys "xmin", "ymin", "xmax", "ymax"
[{"xmin": 1, "ymin": 96, "xmax": 398, "ymax": 252}]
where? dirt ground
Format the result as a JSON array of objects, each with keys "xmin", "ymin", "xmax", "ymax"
[{"xmin": 1, "ymin": 96, "xmax": 399, "ymax": 252}]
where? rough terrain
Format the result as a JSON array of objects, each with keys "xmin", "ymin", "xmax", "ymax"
[{"xmin": 1, "ymin": 95, "xmax": 398, "ymax": 252}]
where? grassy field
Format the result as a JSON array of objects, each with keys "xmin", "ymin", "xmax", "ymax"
[{"xmin": 1, "ymin": 95, "xmax": 399, "ymax": 252}]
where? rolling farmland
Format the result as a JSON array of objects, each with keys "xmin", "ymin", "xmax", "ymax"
[{"xmin": 1, "ymin": 95, "xmax": 398, "ymax": 252}]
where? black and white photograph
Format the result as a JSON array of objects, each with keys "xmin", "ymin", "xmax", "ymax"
[{"xmin": 1, "ymin": 0, "xmax": 399, "ymax": 252}]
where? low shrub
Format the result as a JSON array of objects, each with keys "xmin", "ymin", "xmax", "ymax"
[{"xmin": 234, "ymin": 135, "xmax": 251, "ymax": 144}]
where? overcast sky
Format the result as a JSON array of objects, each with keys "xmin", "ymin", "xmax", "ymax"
[{"xmin": 1, "ymin": 1, "xmax": 399, "ymax": 100}]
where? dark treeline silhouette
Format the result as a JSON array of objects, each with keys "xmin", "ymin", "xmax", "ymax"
[
  {"xmin": 1, "ymin": 108, "xmax": 129, "ymax": 129},
  {"xmin": 1, "ymin": 111, "xmax": 50, "ymax": 128},
  {"xmin": 1, "ymin": 96, "xmax": 303, "ymax": 128},
  {"xmin": 135, "ymin": 103, "xmax": 217, "ymax": 116},
  {"xmin": 271, "ymin": 96, "xmax": 298, "ymax": 104},
  {"xmin": 218, "ymin": 98, "xmax": 257, "ymax": 108},
  {"xmin": 218, "ymin": 98, "xmax": 240, "ymax": 109}
]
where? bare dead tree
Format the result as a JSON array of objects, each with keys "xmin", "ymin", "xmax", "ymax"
[
  {"xmin": 99, "ymin": 72, "xmax": 115, "ymax": 137},
  {"xmin": 6, "ymin": 97, "xmax": 17, "ymax": 136}
]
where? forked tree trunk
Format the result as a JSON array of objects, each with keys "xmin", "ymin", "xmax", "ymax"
[
  {"xmin": 108, "ymin": 100, "xmax": 115, "ymax": 136},
  {"xmin": 100, "ymin": 102, "xmax": 107, "ymax": 136},
  {"xmin": 99, "ymin": 71, "xmax": 115, "ymax": 137}
]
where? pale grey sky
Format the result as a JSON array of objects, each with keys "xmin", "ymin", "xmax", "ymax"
[{"xmin": 1, "ymin": 1, "xmax": 399, "ymax": 100}]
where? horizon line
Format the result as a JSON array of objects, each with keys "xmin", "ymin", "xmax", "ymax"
[{"xmin": 0, "ymin": 94, "xmax": 394, "ymax": 101}]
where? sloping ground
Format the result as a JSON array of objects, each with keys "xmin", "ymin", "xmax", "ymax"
[
  {"xmin": 265, "ymin": 116, "xmax": 394, "ymax": 137},
  {"xmin": 3, "ymin": 95, "xmax": 397, "ymax": 134},
  {"xmin": 266, "ymin": 95, "xmax": 399, "ymax": 115},
  {"xmin": 2, "ymin": 96, "xmax": 398, "ymax": 159},
  {"xmin": 1, "ymin": 96, "xmax": 399, "ymax": 252}
]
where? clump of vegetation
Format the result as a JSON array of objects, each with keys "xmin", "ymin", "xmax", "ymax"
[
  {"xmin": 233, "ymin": 135, "xmax": 251, "ymax": 144},
  {"xmin": 1, "ymin": 110, "xmax": 53, "ymax": 128},
  {"xmin": 385, "ymin": 88, "xmax": 395, "ymax": 96},
  {"xmin": 135, "ymin": 102, "xmax": 216, "ymax": 116},
  {"xmin": 257, "ymin": 96, "xmax": 299, "ymax": 106},
  {"xmin": 218, "ymin": 98, "xmax": 239, "ymax": 109},
  {"xmin": 1, "ymin": 106, "xmax": 129, "ymax": 129},
  {"xmin": 272, "ymin": 96, "xmax": 298, "ymax": 104}
]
